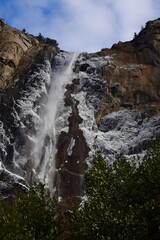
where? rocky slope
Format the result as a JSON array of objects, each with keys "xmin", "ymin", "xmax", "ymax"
[
  {"xmin": 0, "ymin": 18, "xmax": 160, "ymax": 206},
  {"xmin": 0, "ymin": 19, "xmax": 58, "ymax": 198}
]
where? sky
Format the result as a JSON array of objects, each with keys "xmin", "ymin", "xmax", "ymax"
[{"xmin": 0, "ymin": 0, "xmax": 160, "ymax": 52}]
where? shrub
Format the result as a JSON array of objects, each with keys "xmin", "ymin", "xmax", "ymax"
[{"xmin": 0, "ymin": 183, "xmax": 62, "ymax": 240}]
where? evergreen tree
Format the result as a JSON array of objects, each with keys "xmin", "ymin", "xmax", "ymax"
[{"xmin": 71, "ymin": 138, "xmax": 160, "ymax": 239}]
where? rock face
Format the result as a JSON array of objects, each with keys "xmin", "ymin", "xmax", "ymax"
[
  {"xmin": 0, "ymin": 20, "xmax": 58, "ymax": 198},
  {"xmin": 58, "ymin": 51, "xmax": 160, "ymax": 166},
  {"xmin": 0, "ymin": 20, "xmax": 57, "ymax": 90},
  {"xmin": 0, "ymin": 18, "xmax": 160, "ymax": 205},
  {"xmin": 98, "ymin": 18, "xmax": 160, "ymax": 116}
]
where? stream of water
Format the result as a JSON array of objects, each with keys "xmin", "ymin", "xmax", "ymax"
[{"xmin": 29, "ymin": 52, "xmax": 79, "ymax": 192}]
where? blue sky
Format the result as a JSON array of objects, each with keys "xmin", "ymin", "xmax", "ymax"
[{"xmin": 0, "ymin": 0, "xmax": 160, "ymax": 52}]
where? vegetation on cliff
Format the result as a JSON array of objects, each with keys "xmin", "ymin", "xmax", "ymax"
[
  {"xmin": 36, "ymin": 32, "xmax": 59, "ymax": 49},
  {"xmin": 0, "ymin": 138, "xmax": 160, "ymax": 239}
]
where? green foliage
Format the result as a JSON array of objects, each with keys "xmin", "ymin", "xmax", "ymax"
[
  {"xmin": 37, "ymin": 33, "xmax": 45, "ymax": 42},
  {"xmin": 70, "ymin": 138, "xmax": 160, "ymax": 239},
  {"xmin": 133, "ymin": 32, "xmax": 137, "ymax": 39},
  {"xmin": 36, "ymin": 33, "xmax": 58, "ymax": 48},
  {"xmin": 0, "ymin": 183, "xmax": 62, "ymax": 240},
  {"xmin": 45, "ymin": 37, "xmax": 58, "ymax": 47}
]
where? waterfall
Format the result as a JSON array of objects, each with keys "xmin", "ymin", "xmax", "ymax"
[{"xmin": 28, "ymin": 51, "xmax": 79, "ymax": 192}]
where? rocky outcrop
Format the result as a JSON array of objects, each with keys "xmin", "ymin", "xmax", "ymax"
[
  {"xmin": 55, "ymin": 79, "xmax": 89, "ymax": 208},
  {"xmin": 97, "ymin": 18, "xmax": 160, "ymax": 117},
  {"xmin": 0, "ymin": 20, "xmax": 58, "ymax": 90}
]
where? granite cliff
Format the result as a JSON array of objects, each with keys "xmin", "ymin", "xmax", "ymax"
[
  {"xmin": 0, "ymin": 18, "xmax": 160, "ymax": 207},
  {"xmin": 98, "ymin": 18, "xmax": 160, "ymax": 115},
  {"xmin": 0, "ymin": 19, "xmax": 58, "ymax": 198}
]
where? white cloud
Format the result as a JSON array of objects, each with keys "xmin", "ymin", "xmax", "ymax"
[
  {"xmin": 48, "ymin": 0, "xmax": 117, "ymax": 51},
  {"xmin": 48, "ymin": 0, "xmax": 160, "ymax": 51},
  {"xmin": 113, "ymin": 0, "xmax": 155, "ymax": 41},
  {"xmin": 3, "ymin": 0, "xmax": 160, "ymax": 52}
]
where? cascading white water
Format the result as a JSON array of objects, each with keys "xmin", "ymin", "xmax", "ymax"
[{"xmin": 29, "ymin": 51, "xmax": 79, "ymax": 191}]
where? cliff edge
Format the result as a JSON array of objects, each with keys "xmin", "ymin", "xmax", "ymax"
[
  {"xmin": 0, "ymin": 18, "xmax": 58, "ymax": 90},
  {"xmin": 96, "ymin": 18, "xmax": 160, "ymax": 118}
]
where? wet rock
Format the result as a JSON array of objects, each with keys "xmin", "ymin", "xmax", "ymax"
[{"xmin": 0, "ymin": 166, "xmax": 28, "ymax": 200}]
